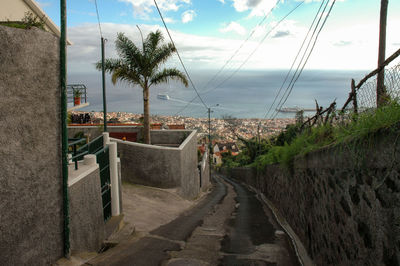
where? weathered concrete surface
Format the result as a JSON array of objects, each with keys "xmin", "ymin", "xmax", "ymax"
[
  {"xmin": 87, "ymin": 177, "xmax": 228, "ymax": 266},
  {"xmin": 122, "ymin": 183, "xmax": 194, "ymax": 232},
  {"xmin": 0, "ymin": 26, "xmax": 63, "ymax": 264},
  {"xmin": 167, "ymin": 175, "xmax": 236, "ymax": 265},
  {"xmin": 179, "ymin": 130, "xmax": 200, "ymax": 199},
  {"xmin": 199, "ymin": 150, "xmax": 211, "ymax": 192},
  {"xmin": 115, "ymin": 130, "xmax": 200, "ymax": 199},
  {"xmin": 230, "ymin": 127, "xmax": 400, "ymax": 265},
  {"xmin": 69, "ymin": 165, "xmax": 105, "ymax": 253}
]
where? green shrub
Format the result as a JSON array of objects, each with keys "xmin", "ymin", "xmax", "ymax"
[
  {"xmin": 1, "ymin": 12, "xmax": 46, "ymax": 30},
  {"xmin": 254, "ymin": 100, "xmax": 400, "ymax": 170}
]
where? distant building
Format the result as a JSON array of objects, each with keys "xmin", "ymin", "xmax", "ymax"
[{"xmin": 212, "ymin": 142, "xmax": 239, "ymax": 165}]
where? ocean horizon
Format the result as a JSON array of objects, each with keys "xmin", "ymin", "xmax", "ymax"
[{"xmin": 70, "ymin": 69, "xmax": 368, "ymax": 119}]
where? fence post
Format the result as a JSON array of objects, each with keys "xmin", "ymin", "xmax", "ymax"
[
  {"xmin": 103, "ymin": 132, "xmax": 110, "ymax": 146},
  {"xmin": 377, "ymin": 0, "xmax": 388, "ymax": 107},
  {"xmin": 108, "ymin": 142, "xmax": 120, "ymax": 216},
  {"xmin": 351, "ymin": 79, "xmax": 358, "ymax": 114}
]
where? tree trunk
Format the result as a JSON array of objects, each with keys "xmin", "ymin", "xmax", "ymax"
[{"xmin": 143, "ymin": 86, "xmax": 151, "ymax": 144}]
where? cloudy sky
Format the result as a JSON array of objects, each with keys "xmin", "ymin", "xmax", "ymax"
[{"xmin": 37, "ymin": 0, "xmax": 400, "ymax": 74}]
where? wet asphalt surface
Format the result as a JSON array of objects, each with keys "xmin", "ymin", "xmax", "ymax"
[
  {"xmin": 89, "ymin": 175, "xmax": 299, "ymax": 266},
  {"xmin": 220, "ymin": 176, "xmax": 299, "ymax": 266}
]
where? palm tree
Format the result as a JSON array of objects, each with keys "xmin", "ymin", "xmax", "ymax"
[{"xmin": 96, "ymin": 30, "xmax": 188, "ymax": 144}]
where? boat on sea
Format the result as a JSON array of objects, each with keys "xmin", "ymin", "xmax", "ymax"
[
  {"xmin": 157, "ymin": 94, "xmax": 170, "ymax": 100},
  {"xmin": 276, "ymin": 106, "xmax": 302, "ymax": 113},
  {"xmin": 276, "ymin": 106, "xmax": 315, "ymax": 113}
]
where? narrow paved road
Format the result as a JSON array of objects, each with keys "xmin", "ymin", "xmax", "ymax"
[
  {"xmin": 88, "ymin": 175, "xmax": 299, "ymax": 266},
  {"xmin": 220, "ymin": 176, "xmax": 299, "ymax": 265}
]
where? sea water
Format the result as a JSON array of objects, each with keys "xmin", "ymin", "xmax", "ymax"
[{"xmin": 71, "ymin": 69, "xmax": 368, "ymax": 119}]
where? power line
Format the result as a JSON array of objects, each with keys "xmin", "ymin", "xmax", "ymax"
[
  {"xmin": 174, "ymin": 0, "xmax": 303, "ymax": 117},
  {"xmin": 94, "ymin": 0, "xmax": 103, "ymax": 37},
  {"xmin": 205, "ymin": 0, "xmax": 306, "ymax": 96},
  {"xmin": 202, "ymin": 0, "xmax": 282, "ymax": 92},
  {"xmin": 271, "ymin": 0, "xmax": 336, "ymax": 119},
  {"xmin": 153, "ymin": 0, "xmax": 209, "ymax": 110},
  {"xmin": 263, "ymin": 0, "xmax": 328, "ymax": 119}
]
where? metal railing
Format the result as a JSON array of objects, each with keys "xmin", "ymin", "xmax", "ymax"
[
  {"xmin": 68, "ymin": 138, "xmax": 88, "ymax": 170},
  {"xmin": 67, "ymin": 84, "xmax": 88, "ymax": 106},
  {"xmin": 68, "ymin": 135, "xmax": 104, "ymax": 170}
]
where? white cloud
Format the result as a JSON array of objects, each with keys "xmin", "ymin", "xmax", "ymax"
[
  {"xmin": 228, "ymin": 0, "xmax": 277, "ymax": 17},
  {"xmin": 181, "ymin": 10, "xmax": 196, "ymax": 23},
  {"xmin": 220, "ymin": 21, "xmax": 247, "ymax": 35},
  {"xmin": 66, "ymin": 16, "xmax": 400, "ymax": 75},
  {"xmin": 118, "ymin": 0, "xmax": 191, "ymax": 19},
  {"xmin": 164, "ymin": 17, "xmax": 176, "ymax": 23},
  {"xmin": 218, "ymin": 0, "xmax": 225, "ymax": 3}
]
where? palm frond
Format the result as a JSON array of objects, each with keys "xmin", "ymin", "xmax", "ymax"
[
  {"xmin": 111, "ymin": 67, "xmax": 143, "ymax": 87},
  {"xmin": 95, "ymin": 58, "xmax": 123, "ymax": 73},
  {"xmin": 150, "ymin": 68, "xmax": 188, "ymax": 88},
  {"xmin": 115, "ymin": 32, "xmax": 143, "ymax": 69},
  {"xmin": 144, "ymin": 30, "xmax": 163, "ymax": 55},
  {"xmin": 149, "ymin": 43, "xmax": 176, "ymax": 71}
]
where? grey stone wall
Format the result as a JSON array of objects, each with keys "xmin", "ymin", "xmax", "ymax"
[
  {"xmin": 114, "ymin": 130, "xmax": 200, "ymax": 199},
  {"xmin": 0, "ymin": 26, "xmax": 63, "ymax": 264},
  {"xmin": 69, "ymin": 167, "xmax": 105, "ymax": 253},
  {"xmin": 230, "ymin": 128, "xmax": 400, "ymax": 265}
]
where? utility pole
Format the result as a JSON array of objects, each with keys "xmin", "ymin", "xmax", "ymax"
[
  {"xmin": 101, "ymin": 37, "xmax": 107, "ymax": 131},
  {"xmin": 257, "ymin": 122, "xmax": 261, "ymax": 156},
  {"xmin": 208, "ymin": 108, "xmax": 211, "ymax": 179},
  {"xmin": 60, "ymin": 0, "xmax": 70, "ymax": 258},
  {"xmin": 377, "ymin": 0, "xmax": 388, "ymax": 107},
  {"xmin": 207, "ymin": 104, "xmax": 218, "ymax": 179}
]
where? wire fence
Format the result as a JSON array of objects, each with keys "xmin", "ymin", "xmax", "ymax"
[
  {"xmin": 299, "ymin": 49, "xmax": 400, "ymax": 129},
  {"xmin": 356, "ymin": 62, "xmax": 400, "ymax": 109}
]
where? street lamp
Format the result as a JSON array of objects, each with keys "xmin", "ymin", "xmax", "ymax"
[{"xmin": 208, "ymin": 104, "xmax": 219, "ymax": 179}]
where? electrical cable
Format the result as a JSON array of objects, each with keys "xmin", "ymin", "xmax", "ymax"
[
  {"xmin": 153, "ymin": 0, "xmax": 209, "ymax": 110},
  {"xmin": 94, "ymin": 0, "xmax": 103, "ymax": 37},
  {"xmin": 263, "ymin": 0, "xmax": 327, "ymax": 119},
  {"xmin": 271, "ymin": 0, "xmax": 331, "ymax": 119},
  {"xmin": 206, "ymin": 0, "xmax": 305, "ymax": 96},
  {"xmin": 173, "ymin": 0, "xmax": 281, "ymax": 117},
  {"xmin": 271, "ymin": 0, "xmax": 336, "ymax": 119},
  {"xmin": 174, "ymin": 0, "xmax": 304, "ymax": 117},
  {"xmin": 202, "ymin": 0, "xmax": 282, "ymax": 92}
]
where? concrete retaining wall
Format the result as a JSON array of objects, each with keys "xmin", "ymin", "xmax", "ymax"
[
  {"xmin": 68, "ymin": 126, "xmax": 139, "ymax": 141},
  {"xmin": 0, "ymin": 26, "xmax": 63, "ymax": 264},
  {"xmin": 68, "ymin": 126, "xmax": 190, "ymax": 146},
  {"xmin": 113, "ymin": 130, "xmax": 200, "ymax": 199},
  {"xmin": 68, "ymin": 163, "xmax": 105, "ymax": 253},
  {"xmin": 229, "ymin": 128, "xmax": 400, "ymax": 265}
]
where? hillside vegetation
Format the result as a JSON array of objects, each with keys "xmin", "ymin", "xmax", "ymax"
[{"xmin": 222, "ymin": 100, "xmax": 400, "ymax": 170}]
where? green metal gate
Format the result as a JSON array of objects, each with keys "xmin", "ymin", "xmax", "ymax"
[{"xmin": 96, "ymin": 146, "xmax": 111, "ymax": 222}]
